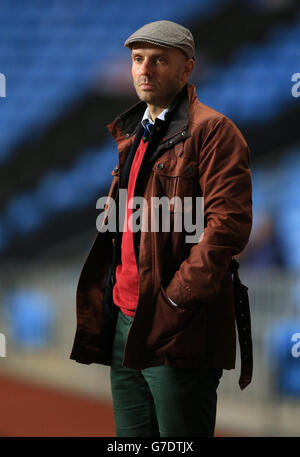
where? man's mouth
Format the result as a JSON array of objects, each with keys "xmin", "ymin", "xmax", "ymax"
[{"xmin": 139, "ymin": 82, "xmax": 155, "ymax": 89}]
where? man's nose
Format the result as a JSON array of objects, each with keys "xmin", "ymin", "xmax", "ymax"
[{"xmin": 139, "ymin": 59, "xmax": 153, "ymax": 76}]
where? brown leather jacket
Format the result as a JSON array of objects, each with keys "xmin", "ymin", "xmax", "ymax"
[{"xmin": 70, "ymin": 83, "xmax": 252, "ymax": 371}]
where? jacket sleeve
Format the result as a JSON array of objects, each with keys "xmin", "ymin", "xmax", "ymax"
[{"xmin": 165, "ymin": 116, "xmax": 253, "ymax": 307}]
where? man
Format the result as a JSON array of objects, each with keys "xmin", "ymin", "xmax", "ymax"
[{"xmin": 70, "ymin": 20, "xmax": 253, "ymax": 437}]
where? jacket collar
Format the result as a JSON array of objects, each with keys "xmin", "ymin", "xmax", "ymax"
[{"xmin": 107, "ymin": 83, "xmax": 197, "ymax": 145}]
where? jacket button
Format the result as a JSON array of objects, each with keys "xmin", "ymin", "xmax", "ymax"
[
  {"xmin": 157, "ymin": 163, "xmax": 165, "ymax": 170},
  {"xmin": 181, "ymin": 131, "xmax": 186, "ymax": 136},
  {"xmin": 169, "ymin": 140, "xmax": 173, "ymax": 145}
]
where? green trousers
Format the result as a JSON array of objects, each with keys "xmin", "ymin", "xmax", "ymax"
[{"xmin": 110, "ymin": 309, "xmax": 223, "ymax": 437}]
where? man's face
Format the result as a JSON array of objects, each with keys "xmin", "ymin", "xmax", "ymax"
[{"xmin": 131, "ymin": 43, "xmax": 193, "ymax": 108}]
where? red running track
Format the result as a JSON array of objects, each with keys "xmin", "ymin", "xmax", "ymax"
[
  {"xmin": 0, "ymin": 373, "xmax": 115, "ymax": 437},
  {"xmin": 0, "ymin": 373, "xmax": 229, "ymax": 437}
]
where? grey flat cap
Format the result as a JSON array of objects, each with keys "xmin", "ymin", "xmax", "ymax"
[{"xmin": 124, "ymin": 20, "xmax": 195, "ymax": 60}]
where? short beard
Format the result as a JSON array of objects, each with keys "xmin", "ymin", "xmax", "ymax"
[{"xmin": 134, "ymin": 82, "xmax": 182, "ymax": 108}]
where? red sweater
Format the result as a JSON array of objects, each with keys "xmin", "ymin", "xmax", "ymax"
[{"xmin": 112, "ymin": 136, "xmax": 148, "ymax": 316}]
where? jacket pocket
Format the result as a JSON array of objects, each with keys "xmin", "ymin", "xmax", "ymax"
[
  {"xmin": 159, "ymin": 283, "xmax": 189, "ymax": 313},
  {"xmin": 146, "ymin": 284, "xmax": 198, "ymax": 351},
  {"xmin": 152, "ymin": 158, "xmax": 198, "ymax": 213}
]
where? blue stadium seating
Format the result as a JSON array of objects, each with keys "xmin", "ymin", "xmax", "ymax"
[
  {"xmin": 0, "ymin": 137, "xmax": 116, "ymax": 248},
  {"xmin": 0, "ymin": 0, "xmax": 227, "ymax": 162},
  {"xmin": 3, "ymin": 288, "xmax": 56, "ymax": 349},
  {"xmin": 0, "ymin": 1, "xmax": 300, "ymax": 268}
]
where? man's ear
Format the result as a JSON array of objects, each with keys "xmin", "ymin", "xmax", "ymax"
[
  {"xmin": 182, "ymin": 58, "xmax": 194, "ymax": 83},
  {"xmin": 185, "ymin": 59, "xmax": 194, "ymax": 78}
]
